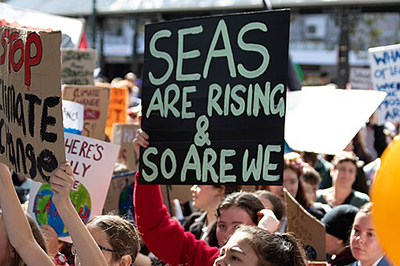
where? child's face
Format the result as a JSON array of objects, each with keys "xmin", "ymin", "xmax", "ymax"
[
  {"xmin": 350, "ymin": 212, "xmax": 384, "ymax": 265},
  {"xmin": 216, "ymin": 207, "xmax": 255, "ymax": 247},
  {"xmin": 214, "ymin": 231, "xmax": 259, "ymax": 266}
]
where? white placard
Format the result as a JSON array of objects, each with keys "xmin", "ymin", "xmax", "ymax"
[
  {"xmin": 62, "ymin": 100, "xmax": 84, "ymax": 135},
  {"xmin": 27, "ymin": 133, "xmax": 120, "ymax": 237},
  {"xmin": 369, "ymin": 44, "xmax": 400, "ymax": 124},
  {"xmin": 350, "ymin": 67, "xmax": 372, "ymax": 90},
  {"xmin": 285, "ymin": 87, "xmax": 386, "ymax": 155},
  {"xmin": 0, "ymin": 2, "xmax": 84, "ymax": 49}
]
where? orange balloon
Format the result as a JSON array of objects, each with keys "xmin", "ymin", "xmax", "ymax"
[{"xmin": 371, "ymin": 135, "xmax": 400, "ymax": 265}]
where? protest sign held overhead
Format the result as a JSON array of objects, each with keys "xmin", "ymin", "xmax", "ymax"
[
  {"xmin": 369, "ymin": 44, "xmax": 400, "ymax": 125},
  {"xmin": 285, "ymin": 189, "xmax": 326, "ymax": 261},
  {"xmin": 112, "ymin": 122, "xmax": 139, "ymax": 171},
  {"xmin": 0, "ymin": 25, "xmax": 65, "ymax": 183},
  {"xmin": 61, "ymin": 49, "xmax": 96, "ymax": 85},
  {"xmin": 27, "ymin": 133, "xmax": 120, "ymax": 238},
  {"xmin": 62, "ymin": 100, "xmax": 84, "ymax": 135},
  {"xmin": 285, "ymin": 86, "xmax": 386, "ymax": 155},
  {"xmin": 140, "ymin": 10, "xmax": 290, "ymax": 185},
  {"xmin": 62, "ymin": 84, "xmax": 110, "ymax": 140},
  {"xmin": 106, "ymin": 86, "xmax": 129, "ymax": 139}
]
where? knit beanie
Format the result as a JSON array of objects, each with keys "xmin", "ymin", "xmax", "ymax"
[{"xmin": 322, "ymin": 204, "xmax": 359, "ymax": 242}]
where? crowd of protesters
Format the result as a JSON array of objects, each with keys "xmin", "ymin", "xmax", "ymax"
[{"xmin": 0, "ymin": 69, "xmax": 397, "ymax": 266}]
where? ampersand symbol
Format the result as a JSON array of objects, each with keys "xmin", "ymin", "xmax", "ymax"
[{"xmin": 194, "ymin": 115, "xmax": 211, "ymax": 147}]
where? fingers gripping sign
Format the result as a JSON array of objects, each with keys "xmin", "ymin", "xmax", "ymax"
[{"xmin": 50, "ymin": 162, "xmax": 75, "ymax": 205}]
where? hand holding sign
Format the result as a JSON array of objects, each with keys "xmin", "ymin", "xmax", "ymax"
[
  {"xmin": 133, "ymin": 129, "xmax": 149, "ymax": 159},
  {"xmin": 50, "ymin": 163, "xmax": 75, "ymax": 207},
  {"xmin": 257, "ymin": 209, "xmax": 279, "ymax": 233}
]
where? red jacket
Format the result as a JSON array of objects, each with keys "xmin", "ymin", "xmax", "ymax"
[{"xmin": 134, "ymin": 176, "xmax": 219, "ymax": 266}]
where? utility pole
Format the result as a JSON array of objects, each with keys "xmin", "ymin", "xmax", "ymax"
[
  {"xmin": 91, "ymin": 0, "xmax": 97, "ymax": 49},
  {"xmin": 337, "ymin": 9, "xmax": 349, "ymax": 89}
]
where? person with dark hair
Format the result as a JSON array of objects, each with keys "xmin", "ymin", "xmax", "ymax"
[
  {"xmin": 301, "ymin": 164, "xmax": 322, "ymax": 204},
  {"xmin": 214, "ymin": 225, "xmax": 307, "ymax": 266},
  {"xmin": 316, "ymin": 152, "xmax": 370, "ymax": 208},
  {"xmin": 215, "ymin": 191, "xmax": 265, "ymax": 247},
  {"xmin": 321, "ymin": 205, "xmax": 359, "ymax": 266},
  {"xmin": 302, "ymin": 152, "xmax": 333, "ymax": 189},
  {"xmin": 184, "ymin": 184, "xmax": 240, "ymax": 247},
  {"xmin": 255, "ymin": 190, "xmax": 284, "ymax": 221},
  {"xmin": 269, "ymin": 152, "xmax": 323, "ymax": 219}
]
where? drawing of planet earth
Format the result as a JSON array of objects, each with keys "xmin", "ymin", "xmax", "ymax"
[{"xmin": 33, "ymin": 182, "xmax": 91, "ymax": 237}]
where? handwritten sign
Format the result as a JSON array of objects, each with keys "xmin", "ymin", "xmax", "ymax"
[
  {"xmin": 0, "ymin": 25, "xmax": 65, "ymax": 183},
  {"xmin": 61, "ymin": 49, "xmax": 96, "ymax": 85},
  {"xmin": 140, "ymin": 10, "xmax": 289, "ymax": 185},
  {"xmin": 369, "ymin": 44, "xmax": 400, "ymax": 124},
  {"xmin": 62, "ymin": 100, "xmax": 84, "ymax": 135},
  {"xmin": 62, "ymin": 85, "xmax": 110, "ymax": 140},
  {"xmin": 105, "ymin": 86, "xmax": 128, "ymax": 139},
  {"xmin": 285, "ymin": 189, "xmax": 326, "ymax": 261},
  {"xmin": 350, "ymin": 67, "xmax": 372, "ymax": 90},
  {"xmin": 27, "ymin": 133, "xmax": 120, "ymax": 237},
  {"xmin": 112, "ymin": 123, "xmax": 139, "ymax": 171}
]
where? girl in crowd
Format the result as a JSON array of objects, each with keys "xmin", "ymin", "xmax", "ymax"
[
  {"xmin": 184, "ymin": 184, "xmax": 239, "ymax": 247},
  {"xmin": 350, "ymin": 203, "xmax": 391, "ymax": 266},
  {"xmin": 316, "ymin": 152, "xmax": 370, "ymax": 209},
  {"xmin": 133, "ymin": 129, "xmax": 282, "ymax": 265},
  {"xmin": 214, "ymin": 225, "xmax": 306, "ymax": 266},
  {"xmin": 0, "ymin": 162, "xmax": 141, "ymax": 266},
  {"xmin": 267, "ymin": 152, "xmax": 323, "ymax": 219}
]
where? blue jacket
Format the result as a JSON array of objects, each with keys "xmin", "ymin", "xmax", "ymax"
[{"xmin": 350, "ymin": 257, "xmax": 391, "ymax": 266}]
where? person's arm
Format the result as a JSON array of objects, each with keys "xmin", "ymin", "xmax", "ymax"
[
  {"xmin": 133, "ymin": 130, "xmax": 219, "ymax": 266},
  {"xmin": 50, "ymin": 163, "xmax": 107, "ymax": 266},
  {"xmin": 0, "ymin": 163, "xmax": 54, "ymax": 266}
]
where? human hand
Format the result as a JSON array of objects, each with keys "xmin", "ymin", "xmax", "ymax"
[
  {"xmin": 132, "ymin": 129, "xmax": 149, "ymax": 160},
  {"xmin": 41, "ymin": 224, "xmax": 59, "ymax": 257},
  {"xmin": 50, "ymin": 163, "xmax": 74, "ymax": 206},
  {"xmin": 257, "ymin": 209, "xmax": 280, "ymax": 233}
]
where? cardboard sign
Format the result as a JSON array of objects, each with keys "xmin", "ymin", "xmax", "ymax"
[
  {"xmin": 285, "ymin": 189, "xmax": 326, "ymax": 261},
  {"xmin": 61, "ymin": 49, "xmax": 96, "ymax": 85},
  {"xmin": 369, "ymin": 44, "xmax": 400, "ymax": 125},
  {"xmin": 105, "ymin": 86, "xmax": 129, "ymax": 139},
  {"xmin": 0, "ymin": 25, "xmax": 66, "ymax": 183},
  {"xmin": 62, "ymin": 100, "xmax": 84, "ymax": 135},
  {"xmin": 0, "ymin": 2, "xmax": 84, "ymax": 49},
  {"xmin": 27, "ymin": 133, "xmax": 120, "ymax": 237},
  {"xmin": 103, "ymin": 174, "xmax": 135, "ymax": 215},
  {"xmin": 62, "ymin": 85, "xmax": 110, "ymax": 140},
  {"xmin": 350, "ymin": 67, "xmax": 372, "ymax": 90},
  {"xmin": 112, "ymin": 123, "xmax": 139, "ymax": 171},
  {"xmin": 140, "ymin": 10, "xmax": 290, "ymax": 185},
  {"xmin": 285, "ymin": 86, "xmax": 386, "ymax": 155}
]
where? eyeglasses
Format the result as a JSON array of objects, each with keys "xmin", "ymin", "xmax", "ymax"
[{"xmin": 71, "ymin": 243, "xmax": 117, "ymax": 256}]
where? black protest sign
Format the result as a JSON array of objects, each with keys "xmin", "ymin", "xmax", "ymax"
[
  {"xmin": 140, "ymin": 10, "xmax": 289, "ymax": 185},
  {"xmin": 0, "ymin": 25, "xmax": 66, "ymax": 183}
]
